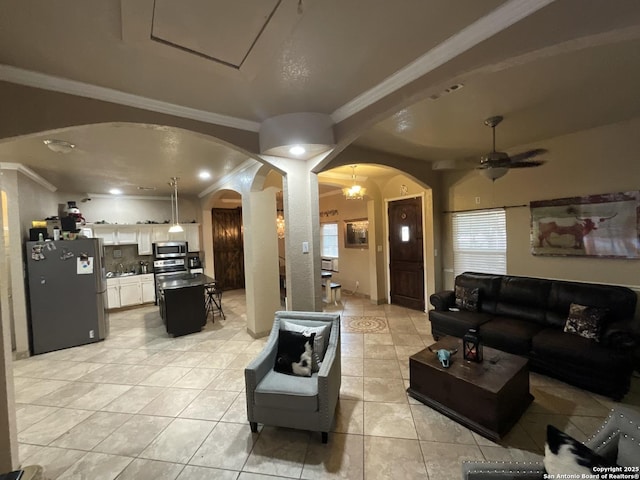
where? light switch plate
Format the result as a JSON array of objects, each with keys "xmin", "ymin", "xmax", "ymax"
[{"xmin": 302, "ymin": 241, "xmax": 309, "ymax": 253}]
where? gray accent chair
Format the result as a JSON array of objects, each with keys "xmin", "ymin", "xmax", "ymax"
[
  {"xmin": 244, "ymin": 311, "xmax": 341, "ymax": 443},
  {"xmin": 461, "ymin": 405, "xmax": 640, "ymax": 479}
]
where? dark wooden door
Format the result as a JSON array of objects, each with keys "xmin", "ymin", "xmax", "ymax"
[
  {"xmin": 211, "ymin": 208, "xmax": 245, "ymax": 290},
  {"xmin": 389, "ymin": 197, "xmax": 425, "ymax": 310}
]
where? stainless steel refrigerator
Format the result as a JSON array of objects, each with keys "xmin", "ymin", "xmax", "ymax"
[{"xmin": 25, "ymin": 238, "xmax": 108, "ymax": 354}]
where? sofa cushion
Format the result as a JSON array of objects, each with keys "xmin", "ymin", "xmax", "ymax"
[
  {"xmin": 281, "ymin": 320, "xmax": 330, "ymax": 372},
  {"xmin": 563, "ymin": 303, "xmax": 608, "ymax": 341},
  {"xmin": 274, "ymin": 329, "xmax": 315, "ymax": 377},
  {"xmin": 544, "ymin": 425, "xmax": 616, "ymax": 475},
  {"xmin": 478, "ymin": 317, "xmax": 544, "ymax": 355},
  {"xmin": 254, "ymin": 370, "xmax": 318, "ymax": 412},
  {"xmin": 546, "ymin": 281, "xmax": 636, "ymax": 328},
  {"xmin": 532, "ymin": 328, "xmax": 628, "ymax": 371},
  {"xmin": 428, "ymin": 310, "xmax": 493, "ymax": 338},
  {"xmin": 455, "ymin": 272, "xmax": 502, "ymax": 314},
  {"xmin": 494, "ymin": 276, "xmax": 551, "ymax": 325},
  {"xmin": 455, "ymin": 285, "xmax": 479, "ymax": 312}
]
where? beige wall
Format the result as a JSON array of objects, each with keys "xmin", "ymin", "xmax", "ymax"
[
  {"xmin": 318, "ymin": 192, "xmax": 370, "ymax": 296},
  {"xmin": 439, "ymin": 117, "xmax": 640, "ymax": 312}
]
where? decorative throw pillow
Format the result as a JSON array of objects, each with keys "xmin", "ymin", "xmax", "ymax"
[
  {"xmin": 281, "ymin": 320, "xmax": 330, "ymax": 372},
  {"xmin": 454, "ymin": 285, "xmax": 479, "ymax": 312},
  {"xmin": 274, "ymin": 329, "xmax": 316, "ymax": 377},
  {"xmin": 544, "ymin": 425, "xmax": 617, "ymax": 475},
  {"xmin": 564, "ymin": 303, "xmax": 609, "ymax": 342}
]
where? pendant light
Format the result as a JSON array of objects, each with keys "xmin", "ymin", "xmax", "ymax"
[
  {"xmin": 342, "ymin": 165, "xmax": 366, "ymax": 200},
  {"xmin": 168, "ymin": 177, "xmax": 184, "ymax": 233}
]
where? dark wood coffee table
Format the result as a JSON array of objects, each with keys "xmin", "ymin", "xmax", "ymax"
[{"xmin": 407, "ymin": 337, "xmax": 533, "ymax": 441}]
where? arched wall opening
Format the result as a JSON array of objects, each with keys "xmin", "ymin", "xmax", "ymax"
[{"xmin": 318, "ymin": 162, "xmax": 438, "ymax": 311}]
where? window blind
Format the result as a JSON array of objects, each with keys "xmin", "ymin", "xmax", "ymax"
[
  {"xmin": 321, "ymin": 223, "xmax": 339, "ymax": 258},
  {"xmin": 452, "ymin": 209, "xmax": 506, "ymax": 277}
]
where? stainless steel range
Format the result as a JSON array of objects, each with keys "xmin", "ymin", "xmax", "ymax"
[{"xmin": 153, "ymin": 257, "xmax": 187, "ymax": 305}]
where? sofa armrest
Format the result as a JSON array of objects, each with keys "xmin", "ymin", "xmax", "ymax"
[
  {"xmin": 461, "ymin": 461, "xmax": 545, "ymax": 480},
  {"xmin": 600, "ymin": 320, "xmax": 638, "ymax": 350},
  {"xmin": 430, "ymin": 290, "xmax": 455, "ymax": 311}
]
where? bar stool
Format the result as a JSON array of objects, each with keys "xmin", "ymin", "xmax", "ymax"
[{"xmin": 204, "ymin": 283, "xmax": 225, "ymax": 321}]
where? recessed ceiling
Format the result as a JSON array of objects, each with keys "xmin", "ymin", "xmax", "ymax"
[{"xmin": 151, "ymin": 0, "xmax": 281, "ymax": 68}]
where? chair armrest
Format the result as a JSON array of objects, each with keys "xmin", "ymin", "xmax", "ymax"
[
  {"xmin": 317, "ymin": 318, "xmax": 341, "ymax": 430},
  {"xmin": 430, "ymin": 290, "xmax": 455, "ymax": 311},
  {"xmin": 245, "ymin": 327, "xmax": 279, "ymax": 391},
  {"xmin": 600, "ymin": 320, "xmax": 637, "ymax": 350},
  {"xmin": 461, "ymin": 461, "xmax": 545, "ymax": 480},
  {"xmin": 584, "ymin": 406, "xmax": 640, "ymax": 464}
]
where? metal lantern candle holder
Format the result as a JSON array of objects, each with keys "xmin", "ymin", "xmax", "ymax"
[{"xmin": 463, "ymin": 328, "xmax": 483, "ymax": 363}]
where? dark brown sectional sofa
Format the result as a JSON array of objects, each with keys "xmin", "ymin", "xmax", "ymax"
[{"xmin": 429, "ymin": 272, "xmax": 638, "ymax": 400}]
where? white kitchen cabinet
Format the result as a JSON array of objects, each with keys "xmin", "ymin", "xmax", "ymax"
[
  {"xmin": 140, "ymin": 274, "xmax": 156, "ymax": 303},
  {"xmin": 152, "ymin": 226, "xmax": 170, "ymax": 243},
  {"xmin": 119, "ymin": 277, "xmax": 142, "ymax": 307},
  {"xmin": 106, "ymin": 279, "xmax": 121, "ymax": 309},
  {"xmin": 117, "ymin": 227, "xmax": 138, "ymax": 245},
  {"xmin": 106, "ymin": 275, "xmax": 155, "ymax": 309},
  {"xmin": 93, "ymin": 226, "xmax": 117, "ymax": 245},
  {"xmin": 92, "ymin": 225, "xmax": 138, "ymax": 246},
  {"xmin": 137, "ymin": 227, "xmax": 153, "ymax": 255},
  {"xmin": 184, "ymin": 224, "xmax": 201, "ymax": 252}
]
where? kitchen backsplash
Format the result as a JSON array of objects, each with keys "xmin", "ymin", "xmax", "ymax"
[{"xmin": 104, "ymin": 245, "xmax": 153, "ymax": 274}]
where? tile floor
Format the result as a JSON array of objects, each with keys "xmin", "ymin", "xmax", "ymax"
[{"xmin": 13, "ymin": 290, "xmax": 640, "ymax": 479}]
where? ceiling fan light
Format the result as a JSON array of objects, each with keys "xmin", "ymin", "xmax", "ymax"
[{"xmin": 482, "ymin": 167, "xmax": 508, "ymax": 181}]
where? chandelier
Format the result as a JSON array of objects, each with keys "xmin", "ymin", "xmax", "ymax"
[
  {"xmin": 276, "ymin": 210, "xmax": 285, "ymax": 239},
  {"xmin": 343, "ymin": 165, "xmax": 366, "ymax": 200},
  {"xmin": 168, "ymin": 177, "xmax": 184, "ymax": 233}
]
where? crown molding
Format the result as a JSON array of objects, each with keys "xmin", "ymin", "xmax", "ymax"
[
  {"xmin": 330, "ymin": 0, "xmax": 556, "ymax": 123},
  {"xmin": 0, "ymin": 64, "xmax": 261, "ymax": 132},
  {"xmin": 86, "ymin": 193, "xmax": 171, "ymax": 201},
  {"xmin": 0, "ymin": 162, "xmax": 57, "ymax": 192}
]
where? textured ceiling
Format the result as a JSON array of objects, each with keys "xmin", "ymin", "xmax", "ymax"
[{"xmin": 1, "ymin": 0, "xmax": 640, "ymax": 196}]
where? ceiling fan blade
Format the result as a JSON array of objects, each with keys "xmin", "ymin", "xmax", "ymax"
[
  {"xmin": 508, "ymin": 159, "xmax": 546, "ymax": 168},
  {"xmin": 508, "ymin": 148, "xmax": 547, "ymax": 163}
]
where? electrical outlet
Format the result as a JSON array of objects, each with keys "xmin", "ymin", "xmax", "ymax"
[
  {"xmin": 89, "ymin": 330, "xmax": 95, "ymax": 339},
  {"xmin": 355, "ymin": 280, "xmax": 360, "ymax": 288}
]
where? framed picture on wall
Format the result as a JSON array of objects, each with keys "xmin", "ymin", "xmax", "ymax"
[
  {"xmin": 344, "ymin": 218, "xmax": 369, "ymax": 248},
  {"xmin": 530, "ymin": 191, "xmax": 640, "ymax": 258}
]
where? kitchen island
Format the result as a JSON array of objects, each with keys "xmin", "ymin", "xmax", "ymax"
[{"xmin": 157, "ymin": 273, "xmax": 215, "ymax": 337}]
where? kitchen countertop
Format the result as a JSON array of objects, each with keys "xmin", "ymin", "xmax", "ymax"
[
  {"xmin": 158, "ymin": 273, "xmax": 215, "ymax": 290},
  {"xmin": 106, "ymin": 272, "xmax": 153, "ymax": 278}
]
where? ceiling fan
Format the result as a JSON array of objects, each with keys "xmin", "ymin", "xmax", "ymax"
[{"xmin": 476, "ymin": 115, "xmax": 547, "ymax": 180}]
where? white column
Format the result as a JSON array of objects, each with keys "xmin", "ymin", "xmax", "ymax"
[
  {"xmin": 0, "ymin": 174, "xmax": 19, "ymax": 471},
  {"xmin": 242, "ymin": 187, "xmax": 282, "ymax": 337},
  {"xmin": 281, "ymin": 161, "xmax": 322, "ymax": 312}
]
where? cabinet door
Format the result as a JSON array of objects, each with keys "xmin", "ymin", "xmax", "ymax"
[
  {"xmin": 152, "ymin": 226, "xmax": 170, "ymax": 243},
  {"xmin": 106, "ymin": 285, "xmax": 121, "ymax": 309},
  {"xmin": 119, "ymin": 282, "xmax": 142, "ymax": 306},
  {"xmin": 168, "ymin": 229, "xmax": 187, "ymax": 242},
  {"xmin": 138, "ymin": 227, "xmax": 153, "ymax": 255},
  {"xmin": 93, "ymin": 226, "xmax": 117, "ymax": 245},
  {"xmin": 141, "ymin": 280, "xmax": 156, "ymax": 303},
  {"xmin": 117, "ymin": 227, "xmax": 138, "ymax": 245},
  {"xmin": 185, "ymin": 224, "xmax": 200, "ymax": 252}
]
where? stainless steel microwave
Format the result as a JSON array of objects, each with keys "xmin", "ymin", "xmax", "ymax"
[{"xmin": 153, "ymin": 241, "xmax": 188, "ymax": 259}]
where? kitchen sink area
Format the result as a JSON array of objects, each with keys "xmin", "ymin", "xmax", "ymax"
[{"xmin": 106, "ymin": 271, "xmax": 141, "ymax": 278}]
